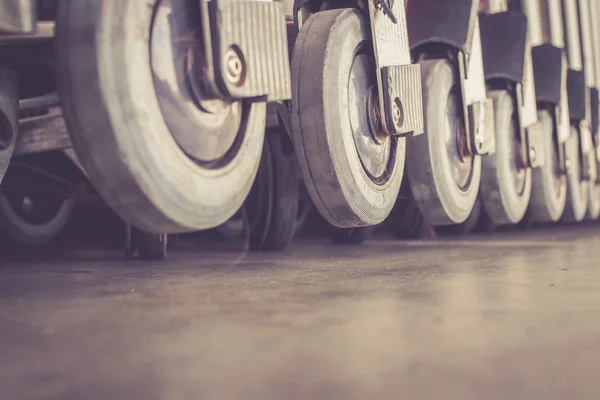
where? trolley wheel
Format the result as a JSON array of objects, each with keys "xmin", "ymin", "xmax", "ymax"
[
  {"xmin": 562, "ymin": 127, "xmax": 589, "ymax": 222},
  {"xmin": 479, "ymin": 90, "xmax": 532, "ymax": 225},
  {"xmin": 0, "ymin": 194, "xmax": 73, "ymax": 246},
  {"xmin": 586, "ymin": 156, "xmax": 600, "ymax": 220},
  {"xmin": 406, "ymin": 58, "xmax": 481, "ymax": 225},
  {"xmin": 529, "ymin": 110, "xmax": 567, "ymax": 223},
  {"xmin": 246, "ymin": 130, "xmax": 299, "ymax": 251},
  {"xmin": 329, "ymin": 226, "xmax": 373, "ymax": 245},
  {"xmin": 56, "ymin": 0, "xmax": 266, "ymax": 234},
  {"xmin": 435, "ymin": 196, "xmax": 484, "ymax": 237},
  {"xmin": 291, "ymin": 9, "xmax": 405, "ymax": 228},
  {"xmin": 125, "ymin": 225, "xmax": 167, "ymax": 260},
  {"xmin": 388, "ymin": 178, "xmax": 434, "ymax": 239}
]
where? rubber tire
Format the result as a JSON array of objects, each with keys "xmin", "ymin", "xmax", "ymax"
[
  {"xmin": 529, "ymin": 110, "xmax": 567, "ymax": 223},
  {"xmin": 291, "ymin": 8, "xmax": 405, "ymax": 228},
  {"xmin": 56, "ymin": 0, "xmax": 266, "ymax": 233},
  {"xmin": 0, "ymin": 195, "xmax": 73, "ymax": 247},
  {"xmin": 406, "ymin": 58, "xmax": 481, "ymax": 225},
  {"xmin": 247, "ymin": 131, "xmax": 299, "ymax": 251},
  {"xmin": 388, "ymin": 178, "xmax": 434, "ymax": 239},
  {"xmin": 480, "ymin": 90, "xmax": 532, "ymax": 225},
  {"xmin": 562, "ymin": 127, "xmax": 589, "ymax": 222},
  {"xmin": 329, "ymin": 226, "xmax": 373, "ymax": 245}
]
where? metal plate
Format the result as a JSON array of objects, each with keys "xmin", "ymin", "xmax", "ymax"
[
  {"xmin": 567, "ymin": 69, "xmax": 588, "ymax": 121},
  {"xmin": 481, "ymin": 97, "xmax": 496, "ymax": 155},
  {"xmin": 367, "ymin": 0, "xmax": 421, "ymax": 136},
  {"xmin": 381, "ymin": 64, "xmax": 424, "ymax": 137},
  {"xmin": 406, "ymin": 0, "xmax": 477, "ymax": 54},
  {"xmin": 463, "ymin": 19, "xmax": 486, "ymax": 107},
  {"xmin": 531, "ymin": 44, "xmax": 564, "ymax": 105},
  {"xmin": 558, "ymin": 86, "xmax": 572, "ymax": 144},
  {"xmin": 480, "ymin": 11, "xmax": 528, "ymax": 83},
  {"xmin": 14, "ymin": 109, "xmax": 72, "ymax": 156},
  {"xmin": 210, "ymin": 0, "xmax": 292, "ymax": 101},
  {"xmin": 526, "ymin": 120, "xmax": 544, "ymax": 168}
]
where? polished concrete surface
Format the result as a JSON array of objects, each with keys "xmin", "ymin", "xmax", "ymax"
[{"xmin": 2, "ymin": 226, "xmax": 600, "ymax": 399}]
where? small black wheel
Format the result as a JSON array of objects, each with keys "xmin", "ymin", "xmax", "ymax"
[
  {"xmin": 125, "ymin": 224, "xmax": 167, "ymax": 260},
  {"xmin": 0, "ymin": 193, "xmax": 73, "ymax": 246},
  {"xmin": 388, "ymin": 177, "xmax": 434, "ymax": 239},
  {"xmin": 329, "ymin": 226, "xmax": 373, "ymax": 245},
  {"xmin": 246, "ymin": 130, "xmax": 299, "ymax": 251}
]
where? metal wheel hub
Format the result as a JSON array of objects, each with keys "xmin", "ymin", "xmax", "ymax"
[
  {"xmin": 151, "ymin": 0, "xmax": 243, "ymax": 164},
  {"xmin": 445, "ymin": 91, "xmax": 473, "ymax": 190},
  {"xmin": 349, "ymin": 54, "xmax": 391, "ymax": 180}
]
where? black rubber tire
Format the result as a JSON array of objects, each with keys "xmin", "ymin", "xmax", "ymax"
[
  {"xmin": 480, "ymin": 90, "xmax": 532, "ymax": 225},
  {"xmin": 388, "ymin": 178, "xmax": 434, "ymax": 239},
  {"xmin": 290, "ymin": 8, "xmax": 405, "ymax": 228},
  {"xmin": 247, "ymin": 131, "xmax": 299, "ymax": 251},
  {"xmin": 329, "ymin": 226, "xmax": 373, "ymax": 245},
  {"xmin": 56, "ymin": 0, "xmax": 266, "ymax": 233},
  {"xmin": 406, "ymin": 58, "xmax": 481, "ymax": 225},
  {"xmin": 0, "ymin": 194, "xmax": 73, "ymax": 247},
  {"xmin": 529, "ymin": 110, "xmax": 567, "ymax": 223},
  {"xmin": 562, "ymin": 127, "xmax": 589, "ymax": 222}
]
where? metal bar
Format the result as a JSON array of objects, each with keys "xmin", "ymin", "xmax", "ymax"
[
  {"xmin": 0, "ymin": 22, "xmax": 54, "ymax": 45},
  {"xmin": 19, "ymin": 92, "xmax": 59, "ymax": 111}
]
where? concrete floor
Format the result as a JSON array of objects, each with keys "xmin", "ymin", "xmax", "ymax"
[{"xmin": 1, "ymin": 226, "xmax": 600, "ymax": 400}]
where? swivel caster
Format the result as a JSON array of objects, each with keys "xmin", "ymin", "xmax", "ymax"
[
  {"xmin": 246, "ymin": 129, "xmax": 298, "ymax": 251},
  {"xmin": 124, "ymin": 224, "xmax": 167, "ymax": 260},
  {"xmin": 0, "ymin": 193, "xmax": 73, "ymax": 247},
  {"xmin": 56, "ymin": 0, "xmax": 291, "ymax": 233},
  {"xmin": 479, "ymin": 90, "xmax": 533, "ymax": 226},
  {"xmin": 404, "ymin": 0, "xmax": 487, "ymax": 228},
  {"xmin": 291, "ymin": 4, "xmax": 422, "ymax": 229}
]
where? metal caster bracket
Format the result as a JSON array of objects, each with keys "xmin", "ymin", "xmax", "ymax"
[
  {"xmin": 407, "ymin": 0, "xmax": 489, "ymax": 155},
  {"xmin": 366, "ymin": 0, "xmax": 423, "ymax": 137},
  {"xmin": 196, "ymin": 0, "xmax": 291, "ymax": 102}
]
